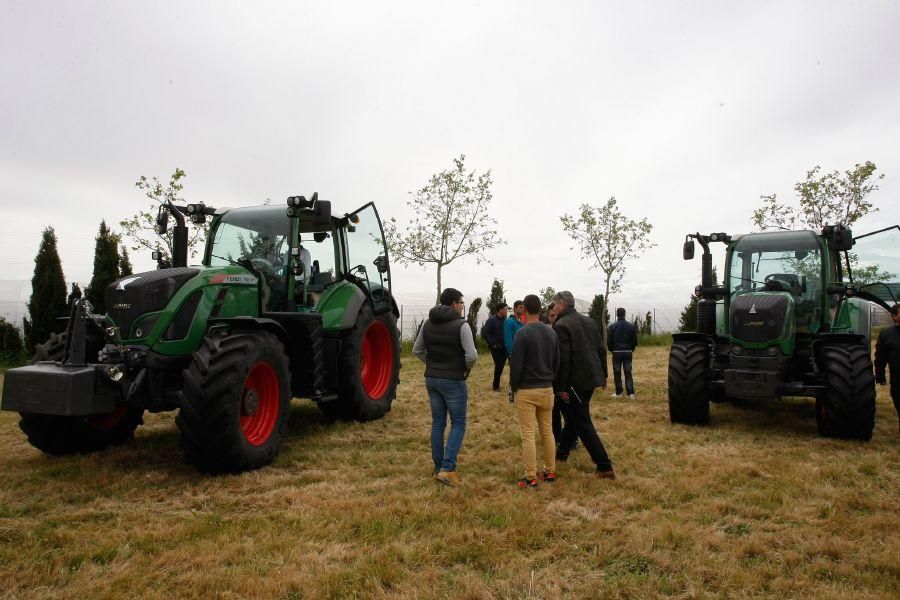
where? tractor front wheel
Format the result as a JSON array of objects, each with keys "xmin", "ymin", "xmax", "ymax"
[
  {"xmin": 177, "ymin": 329, "xmax": 291, "ymax": 473},
  {"xmin": 320, "ymin": 304, "xmax": 399, "ymax": 422},
  {"xmin": 815, "ymin": 342, "xmax": 876, "ymax": 441},
  {"xmin": 668, "ymin": 341, "xmax": 711, "ymax": 425},
  {"xmin": 19, "ymin": 332, "xmax": 144, "ymax": 455}
]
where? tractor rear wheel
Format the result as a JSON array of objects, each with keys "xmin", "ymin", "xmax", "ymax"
[
  {"xmin": 178, "ymin": 329, "xmax": 291, "ymax": 473},
  {"xmin": 19, "ymin": 332, "xmax": 144, "ymax": 455},
  {"xmin": 815, "ymin": 342, "xmax": 876, "ymax": 441},
  {"xmin": 320, "ymin": 304, "xmax": 399, "ymax": 422},
  {"xmin": 668, "ymin": 341, "xmax": 711, "ymax": 425}
]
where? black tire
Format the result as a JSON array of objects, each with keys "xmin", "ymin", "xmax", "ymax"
[
  {"xmin": 19, "ymin": 332, "xmax": 144, "ymax": 455},
  {"xmin": 320, "ymin": 304, "xmax": 400, "ymax": 422},
  {"xmin": 177, "ymin": 329, "xmax": 291, "ymax": 473},
  {"xmin": 815, "ymin": 342, "xmax": 876, "ymax": 441},
  {"xmin": 668, "ymin": 341, "xmax": 711, "ymax": 425}
]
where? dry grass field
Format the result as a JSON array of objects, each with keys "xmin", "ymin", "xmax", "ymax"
[{"xmin": 0, "ymin": 347, "xmax": 898, "ymax": 599}]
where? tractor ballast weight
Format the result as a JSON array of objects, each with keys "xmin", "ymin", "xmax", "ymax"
[
  {"xmin": 2, "ymin": 195, "xmax": 401, "ymax": 473},
  {"xmin": 670, "ymin": 224, "xmax": 898, "ymax": 440}
]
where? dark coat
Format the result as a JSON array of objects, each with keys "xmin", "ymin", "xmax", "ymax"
[
  {"xmin": 607, "ymin": 318, "xmax": 638, "ymax": 352},
  {"xmin": 481, "ymin": 314, "xmax": 506, "ymax": 349},
  {"xmin": 875, "ymin": 325, "xmax": 900, "ymax": 390},
  {"xmin": 553, "ymin": 306, "xmax": 608, "ymax": 394}
]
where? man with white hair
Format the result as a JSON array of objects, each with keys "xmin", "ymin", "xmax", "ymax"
[{"xmin": 551, "ymin": 290, "xmax": 615, "ymax": 479}]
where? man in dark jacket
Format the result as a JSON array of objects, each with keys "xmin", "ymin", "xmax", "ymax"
[
  {"xmin": 552, "ymin": 290, "xmax": 615, "ymax": 479},
  {"xmin": 481, "ymin": 303, "xmax": 509, "ymax": 391},
  {"xmin": 607, "ymin": 307, "xmax": 638, "ymax": 398},
  {"xmin": 413, "ymin": 288, "xmax": 478, "ymax": 486},
  {"xmin": 875, "ymin": 303, "xmax": 900, "ymax": 434}
]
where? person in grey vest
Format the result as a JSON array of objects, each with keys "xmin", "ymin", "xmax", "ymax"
[
  {"xmin": 413, "ymin": 288, "xmax": 478, "ymax": 487},
  {"xmin": 607, "ymin": 307, "xmax": 638, "ymax": 398}
]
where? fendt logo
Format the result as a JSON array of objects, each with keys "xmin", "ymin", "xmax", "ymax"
[{"xmin": 749, "ymin": 304, "xmax": 758, "ymax": 314}]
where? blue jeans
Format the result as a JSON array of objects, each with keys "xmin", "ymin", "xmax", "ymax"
[{"xmin": 425, "ymin": 377, "xmax": 468, "ymax": 472}]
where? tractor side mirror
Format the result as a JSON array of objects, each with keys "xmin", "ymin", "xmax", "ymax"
[
  {"xmin": 156, "ymin": 206, "xmax": 169, "ymax": 235},
  {"xmin": 682, "ymin": 239, "xmax": 695, "ymax": 260},
  {"xmin": 374, "ymin": 255, "xmax": 389, "ymax": 274}
]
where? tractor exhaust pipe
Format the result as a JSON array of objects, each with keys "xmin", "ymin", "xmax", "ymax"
[
  {"xmin": 684, "ymin": 232, "xmax": 729, "ymax": 335},
  {"xmin": 167, "ymin": 200, "xmax": 188, "ymax": 268}
]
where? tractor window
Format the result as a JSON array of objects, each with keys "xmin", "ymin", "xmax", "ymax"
[
  {"xmin": 208, "ymin": 207, "xmax": 292, "ymax": 311},
  {"xmin": 297, "ymin": 231, "xmax": 337, "ymax": 289},
  {"xmin": 345, "ymin": 203, "xmax": 391, "ymax": 310},
  {"xmin": 851, "ymin": 225, "xmax": 899, "ymax": 306},
  {"xmin": 729, "ymin": 232, "xmax": 823, "ymax": 330}
]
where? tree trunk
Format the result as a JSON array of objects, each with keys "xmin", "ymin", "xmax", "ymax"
[
  {"xmin": 435, "ymin": 263, "xmax": 442, "ymax": 305},
  {"xmin": 601, "ymin": 279, "xmax": 611, "ymax": 343}
]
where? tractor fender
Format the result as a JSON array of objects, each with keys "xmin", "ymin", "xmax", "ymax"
[
  {"xmin": 336, "ymin": 286, "xmax": 369, "ymax": 329},
  {"xmin": 207, "ymin": 317, "xmax": 294, "ymax": 358},
  {"xmin": 811, "ymin": 333, "xmax": 869, "ymax": 363}
]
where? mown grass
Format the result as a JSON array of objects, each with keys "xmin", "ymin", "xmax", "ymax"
[{"xmin": 0, "ymin": 349, "xmax": 898, "ymax": 599}]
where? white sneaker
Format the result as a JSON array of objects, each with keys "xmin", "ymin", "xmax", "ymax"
[
  {"xmin": 627, "ymin": 393, "xmax": 635, "ymax": 399},
  {"xmin": 610, "ymin": 393, "xmax": 622, "ymax": 398}
]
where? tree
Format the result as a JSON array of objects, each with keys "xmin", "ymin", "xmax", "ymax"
[
  {"xmin": 0, "ymin": 318, "xmax": 24, "ymax": 365},
  {"xmin": 384, "ymin": 155, "xmax": 505, "ymax": 303},
  {"xmin": 119, "ymin": 168, "xmax": 208, "ymax": 264},
  {"xmin": 752, "ymin": 162, "xmax": 893, "ymax": 285},
  {"xmin": 85, "ymin": 220, "xmax": 120, "ymax": 314},
  {"xmin": 487, "ymin": 278, "xmax": 506, "ymax": 315},
  {"xmin": 466, "ymin": 297, "xmax": 483, "ymax": 342},
  {"xmin": 752, "ymin": 161, "xmax": 883, "ymax": 231},
  {"xmin": 642, "ymin": 311, "xmax": 652, "ymax": 336},
  {"xmin": 539, "ymin": 287, "xmax": 556, "ymax": 307},
  {"xmin": 66, "ymin": 283, "xmax": 83, "ymax": 312},
  {"xmin": 23, "ymin": 227, "xmax": 67, "ymax": 351},
  {"xmin": 560, "ymin": 198, "xmax": 655, "ymax": 339},
  {"xmin": 679, "ymin": 267, "xmax": 719, "ymax": 332},
  {"xmin": 119, "ymin": 247, "xmax": 133, "ymax": 276},
  {"xmin": 588, "ymin": 294, "xmax": 610, "ymax": 333}
]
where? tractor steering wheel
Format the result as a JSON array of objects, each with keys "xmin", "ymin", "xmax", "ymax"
[
  {"xmin": 763, "ymin": 274, "xmax": 796, "ymax": 294},
  {"xmin": 250, "ymin": 257, "xmax": 276, "ymax": 278}
]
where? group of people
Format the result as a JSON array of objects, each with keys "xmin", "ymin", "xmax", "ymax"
[{"xmin": 413, "ymin": 287, "xmax": 638, "ymax": 489}]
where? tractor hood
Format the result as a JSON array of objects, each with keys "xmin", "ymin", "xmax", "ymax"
[
  {"xmin": 729, "ymin": 292, "xmax": 795, "ymax": 352},
  {"xmin": 107, "ymin": 268, "xmax": 200, "ymax": 340}
]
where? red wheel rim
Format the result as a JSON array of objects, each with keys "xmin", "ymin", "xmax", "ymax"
[
  {"xmin": 360, "ymin": 320, "xmax": 393, "ymax": 400},
  {"xmin": 87, "ymin": 404, "xmax": 129, "ymax": 431},
  {"xmin": 240, "ymin": 361, "xmax": 280, "ymax": 446}
]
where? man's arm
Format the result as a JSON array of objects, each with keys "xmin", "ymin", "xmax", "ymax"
[
  {"xmin": 631, "ymin": 322, "xmax": 638, "ymax": 350},
  {"xmin": 606, "ymin": 322, "xmax": 614, "ymax": 352},
  {"xmin": 503, "ymin": 320, "xmax": 516, "ymax": 355},
  {"xmin": 509, "ymin": 334, "xmax": 525, "ymax": 392},
  {"xmin": 555, "ymin": 324, "xmax": 571, "ymax": 394},
  {"xmin": 412, "ymin": 325, "xmax": 427, "ymax": 363},
  {"xmin": 874, "ymin": 331, "xmax": 887, "ymax": 383},
  {"xmin": 460, "ymin": 323, "xmax": 478, "ymax": 370}
]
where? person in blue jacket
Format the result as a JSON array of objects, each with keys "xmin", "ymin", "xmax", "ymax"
[{"xmin": 504, "ymin": 300, "xmax": 526, "ymax": 355}]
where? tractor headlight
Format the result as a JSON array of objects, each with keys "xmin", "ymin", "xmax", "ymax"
[
  {"xmin": 767, "ymin": 346, "xmax": 781, "ymax": 357},
  {"xmin": 731, "ymin": 345, "xmax": 743, "ymax": 355}
]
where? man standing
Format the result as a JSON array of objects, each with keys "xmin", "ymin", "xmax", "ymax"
[
  {"xmin": 413, "ymin": 288, "xmax": 478, "ymax": 486},
  {"xmin": 509, "ymin": 294, "xmax": 560, "ymax": 489},
  {"xmin": 503, "ymin": 300, "xmax": 526, "ymax": 355},
  {"xmin": 481, "ymin": 303, "xmax": 509, "ymax": 391},
  {"xmin": 875, "ymin": 303, "xmax": 900, "ymax": 434},
  {"xmin": 552, "ymin": 290, "xmax": 615, "ymax": 479},
  {"xmin": 607, "ymin": 307, "xmax": 638, "ymax": 398}
]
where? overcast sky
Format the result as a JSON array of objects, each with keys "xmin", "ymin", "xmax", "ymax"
[{"xmin": 2, "ymin": 1, "xmax": 898, "ymax": 320}]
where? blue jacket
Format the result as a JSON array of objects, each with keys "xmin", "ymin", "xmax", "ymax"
[
  {"xmin": 504, "ymin": 316, "xmax": 524, "ymax": 355},
  {"xmin": 607, "ymin": 318, "xmax": 638, "ymax": 352},
  {"xmin": 481, "ymin": 314, "xmax": 506, "ymax": 349}
]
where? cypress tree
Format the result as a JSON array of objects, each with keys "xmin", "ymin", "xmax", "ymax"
[
  {"xmin": 119, "ymin": 247, "xmax": 133, "ymax": 276},
  {"xmin": 588, "ymin": 294, "xmax": 610, "ymax": 332},
  {"xmin": 24, "ymin": 227, "xmax": 67, "ymax": 350},
  {"xmin": 85, "ymin": 220, "xmax": 120, "ymax": 314},
  {"xmin": 66, "ymin": 282, "xmax": 83, "ymax": 312},
  {"xmin": 487, "ymin": 278, "xmax": 506, "ymax": 315},
  {"xmin": 0, "ymin": 318, "xmax": 25, "ymax": 364}
]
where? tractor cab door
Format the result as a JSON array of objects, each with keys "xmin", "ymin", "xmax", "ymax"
[
  {"xmin": 849, "ymin": 225, "xmax": 899, "ymax": 311},
  {"xmin": 344, "ymin": 203, "xmax": 392, "ymax": 314}
]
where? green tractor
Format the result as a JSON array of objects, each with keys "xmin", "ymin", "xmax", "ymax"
[
  {"xmin": 669, "ymin": 224, "xmax": 898, "ymax": 440},
  {"xmin": 2, "ymin": 194, "xmax": 401, "ymax": 473}
]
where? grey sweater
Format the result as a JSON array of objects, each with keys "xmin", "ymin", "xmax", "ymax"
[{"xmin": 509, "ymin": 321, "xmax": 559, "ymax": 391}]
